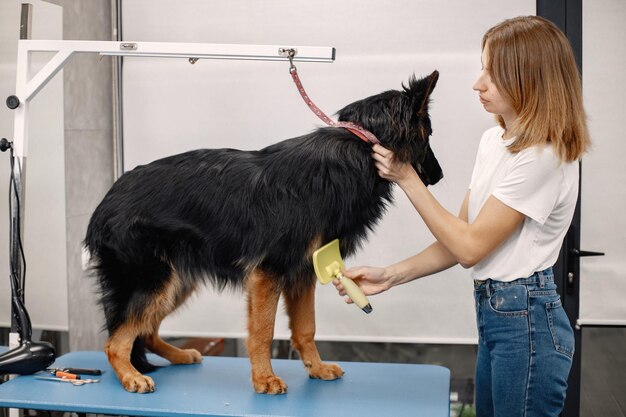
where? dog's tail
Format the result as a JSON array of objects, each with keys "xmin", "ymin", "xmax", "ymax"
[{"xmin": 131, "ymin": 337, "xmax": 159, "ymax": 374}]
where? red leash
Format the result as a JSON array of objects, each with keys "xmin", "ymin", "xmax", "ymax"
[{"xmin": 286, "ymin": 50, "xmax": 380, "ymax": 145}]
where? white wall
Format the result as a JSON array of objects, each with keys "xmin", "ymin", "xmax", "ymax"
[
  {"xmin": 579, "ymin": 1, "xmax": 626, "ymax": 326},
  {"xmin": 0, "ymin": 1, "xmax": 68, "ymax": 330},
  {"xmin": 2, "ymin": 0, "xmax": 619, "ymax": 344},
  {"xmin": 121, "ymin": 0, "xmax": 535, "ymax": 343}
]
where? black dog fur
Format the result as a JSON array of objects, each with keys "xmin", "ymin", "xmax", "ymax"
[{"xmin": 84, "ymin": 70, "xmax": 442, "ymax": 393}]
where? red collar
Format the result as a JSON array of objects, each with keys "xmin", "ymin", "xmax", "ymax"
[
  {"xmin": 289, "ymin": 66, "xmax": 380, "ymax": 145},
  {"xmin": 334, "ymin": 121, "xmax": 380, "ymax": 145}
]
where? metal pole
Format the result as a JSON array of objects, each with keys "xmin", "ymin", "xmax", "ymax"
[
  {"xmin": 112, "ymin": 0, "xmax": 124, "ymax": 179},
  {"xmin": 7, "ymin": 11, "xmax": 32, "ymax": 417},
  {"xmin": 9, "ymin": 2, "xmax": 32, "ymax": 352}
]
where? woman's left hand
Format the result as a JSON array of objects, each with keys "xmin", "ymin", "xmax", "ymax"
[{"xmin": 372, "ymin": 144, "xmax": 417, "ymax": 185}]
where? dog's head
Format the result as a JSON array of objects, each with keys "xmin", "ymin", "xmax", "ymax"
[{"xmin": 337, "ymin": 71, "xmax": 443, "ymax": 186}]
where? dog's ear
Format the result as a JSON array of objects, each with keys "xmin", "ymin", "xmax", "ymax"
[{"xmin": 404, "ymin": 70, "xmax": 439, "ymax": 116}]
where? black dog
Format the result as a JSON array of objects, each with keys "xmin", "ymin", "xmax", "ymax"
[{"xmin": 84, "ymin": 70, "xmax": 442, "ymax": 394}]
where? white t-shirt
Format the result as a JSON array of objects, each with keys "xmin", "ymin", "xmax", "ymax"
[{"xmin": 468, "ymin": 126, "xmax": 579, "ymax": 282}]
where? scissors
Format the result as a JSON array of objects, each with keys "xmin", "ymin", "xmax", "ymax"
[
  {"xmin": 46, "ymin": 367, "xmax": 102, "ymax": 376},
  {"xmin": 35, "ymin": 376, "xmax": 100, "ymax": 386}
]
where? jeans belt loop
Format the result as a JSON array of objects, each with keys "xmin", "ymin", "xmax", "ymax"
[
  {"xmin": 538, "ymin": 270, "xmax": 545, "ymax": 288},
  {"xmin": 485, "ymin": 280, "xmax": 492, "ymax": 297}
]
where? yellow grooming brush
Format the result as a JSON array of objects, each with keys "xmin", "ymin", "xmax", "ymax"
[{"xmin": 313, "ymin": 239, "xmax": 372, "ymax": 314}]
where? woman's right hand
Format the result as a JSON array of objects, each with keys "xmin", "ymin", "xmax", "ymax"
[{"xmin": 332, "ymin": 266, "xmax": 392, "ymax": 303}]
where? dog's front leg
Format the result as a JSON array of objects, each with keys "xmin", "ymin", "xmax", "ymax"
[
  {"xmin": 284, "ymin": 281, "xmax": 344, "ymax": 380},
  {"xmin": 245, "ymin": 269, "xmax": 287, "ymax": 394}
]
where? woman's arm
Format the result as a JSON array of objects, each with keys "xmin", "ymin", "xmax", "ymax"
[
  {"xmin": 336, "ymin": 193, "xmax": 469, "ymax": 299},
  {"xmin": 373, "ymin": 144, "xmax": 525, "ymax": 268}
]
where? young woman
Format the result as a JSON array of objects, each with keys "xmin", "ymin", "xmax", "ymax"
[{"xmin": 334, "ymin": 16, "xmax": 590, "ymax": 417}]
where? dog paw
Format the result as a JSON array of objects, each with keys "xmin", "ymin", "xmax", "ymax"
[
  {"xmin": 122, "ymin": 373, "xmax": 155, "ymax": 393},
  {"xmin": 252, "ymin": 374, "xmax": 288, "ymax": 394},
  {"xmin": 307, "ymin": 362, "xmax": 344, "ymax": 380},
  {"xmin": 170, "ymin": 348, "xmax": 203, "ymax": 365},
  {"xmin": 186, "ymin": 348, "xmax": 203, "ymax": 363}
]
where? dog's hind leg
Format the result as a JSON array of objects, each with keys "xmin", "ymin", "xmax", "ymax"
[
  {"xmin": 105, "ymin": 322, "xmax": 156, "ymax": 393},
  {"xmin": 283, "ymin": 281, "xmax": 344, "ymax": 380},
  {"xmin": 246, "ymin": 268, "xmax": 287, "ymax": 394},
  {"xmin": 106, "ymin": 271, "xmax": 201, "ymax": 393},
  {"xmin": 144, "ymin": 272, "xmax": 203, "ymax": 365},
  {"xmin": 145, "ymin": 331, "xmax": 203, "ymax": 365}
]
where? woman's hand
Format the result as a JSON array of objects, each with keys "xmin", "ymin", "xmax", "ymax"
[
  {"xmin": 332, "ymin": 266, "xmax": 392, "ymax": 304},
  {"xmin": 372, "ymin": 144, "xmax": 418, "ymax": 185}
]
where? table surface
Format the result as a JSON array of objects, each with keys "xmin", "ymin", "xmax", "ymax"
[{"xmin": 0, "ymin": 351, "xmax": 450, "ymax": 417}]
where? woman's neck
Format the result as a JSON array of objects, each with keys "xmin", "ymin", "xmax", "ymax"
[{"xmin": 501, "ymin": 114, "xmax": 518, "ymax": 139}]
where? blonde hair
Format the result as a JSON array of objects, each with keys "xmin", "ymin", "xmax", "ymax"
[{"xmin": 482, "ymin": 15, "xmax": 590, "ymax": 162}]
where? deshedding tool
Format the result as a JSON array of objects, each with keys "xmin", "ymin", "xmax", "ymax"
[{"xmin": 313, "ymin": 239, "xmax": 372, "ymax": 313}]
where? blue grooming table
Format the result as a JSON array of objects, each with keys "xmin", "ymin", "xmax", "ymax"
[{"xmin": 0, "ymin": 351, "xmax": 450, "ymax": 417}]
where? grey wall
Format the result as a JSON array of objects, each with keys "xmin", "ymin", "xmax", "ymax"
[{"xmin": 46, "ymin": 0, "xmax": 114, "ymax": 351}]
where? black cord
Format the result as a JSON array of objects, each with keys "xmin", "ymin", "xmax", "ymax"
[
  {"xmin": 12, "ymin": 153, "xmax": 27, "ymax": 296},
  {"xmin": 1, "ymin": 139, "xmax": 27, "ymax": 298},
  {"xmin": 6, "ymin": 143, "xmax": 28, "ymax": 323},
  {"xmin": 8, "ymin": 148, "xmax": 21, "ymax": 294}
]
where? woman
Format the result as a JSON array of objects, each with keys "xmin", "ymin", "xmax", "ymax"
[{"xmin": 334, "ymin": 16, "xmax": 590, "ymax": 417}]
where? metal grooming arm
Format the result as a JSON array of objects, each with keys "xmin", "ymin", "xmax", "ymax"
[{"xmin": 11, "ymin": 39, "xmax": 336, "ymax": 159}]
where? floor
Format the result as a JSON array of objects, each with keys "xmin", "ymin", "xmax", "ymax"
[{"xmin": 580, "ymin": 327, "xmax": 626, "ymax": 417}]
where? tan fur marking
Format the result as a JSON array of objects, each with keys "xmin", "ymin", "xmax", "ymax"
[
  {"xmin": 135, "ymin": 270, "xmax": 188, "ymax": 333},
  {"xmin": 143, "ymin": 270, "xmax": 202, "ymax": 364},
  {"xmin": 307, "ymin": 235, "xmax": 324, "ymax": 259},
  {"xmin": 107, "ymin": 270, "xmax": 201, "ymax": 393},
  {"xmin": 105, "ymin": 322, "xmax": 155, "ymax": 393},
  {"xmin": 145, "ymin": 333, "xmax": 202, "ymax": 365},
  {"xmin": 284, "ymin": 280, "xmax": 344, "ymax": 380},
  {"xmin": 246, "ymin": 268, "xmax": 287, "ymax": 394}
]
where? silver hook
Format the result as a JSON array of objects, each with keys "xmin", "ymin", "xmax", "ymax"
[{"xmin": 279, "ymin": 48, "xmax": 297, "ymax": 73}]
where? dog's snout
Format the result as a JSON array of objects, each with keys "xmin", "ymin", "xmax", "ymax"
[{"xmin": 417, "ymin": 146, "xmax": 443, "ymax": 186}]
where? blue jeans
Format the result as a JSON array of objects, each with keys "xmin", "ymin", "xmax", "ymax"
[{"xmin": 474, "ymin": 268, "xmax": 574, "ymax": 417}]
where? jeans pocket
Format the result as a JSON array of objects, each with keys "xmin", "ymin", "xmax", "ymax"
[
  {"xmin": 488, "ymin": 285, "xmax": 528, "ymax": 316},
  {"xmin": 546, "ymin": 299, "xmax": 575, "ymax": 358}
]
